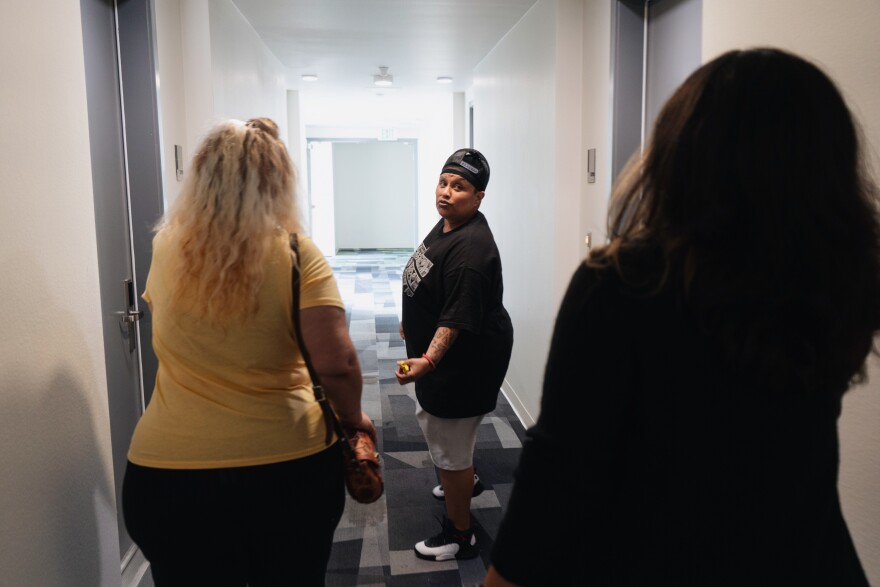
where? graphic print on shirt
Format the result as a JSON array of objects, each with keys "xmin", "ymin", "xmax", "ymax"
[{"xmin": 404, "ymin": 243, "xmax": 433, "ymax": 297}]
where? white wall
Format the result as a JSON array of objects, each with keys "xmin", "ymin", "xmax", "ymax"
[
  {"xmin": 703, "ymin": 1, "xmax": 880, "ymax": 581},
  {"xmin": 155, "ymin": 0, "xmax": 188, "ymax": 208},
  {"xmin": 453, "ymin": 91, "xmax": 467, "ymax": 148},
  {"xmin": 416, "ymin": 99, "xmax": 457, "ymax": 238},
  {"xmin": 580, "ymin": 0, "xmax": 614, "ymax": 250},
  {"xmin": 0, "ymin": 1, "xmax": 119, "ymax": 585},
  {"xmin": 180, "ymin": 0, "xmax": 213, "ymax": 176},
  {"xmin": 553, "ymin": 0, "xmax": 588, "ymax": 296},
  {"xmin": 210, "ymin": 0, "xmax": 290, "ymax": 141},
  {"xmin": 286, "ymin": 92, "xmax": 305, "ymax": 184},
  {"xmin": 286, "ymin": 90, "xmax": 310, "ymax": 232},
  {"xmin": 474, "ymin": 0, "xmax": 597, "ymax": 424},
  {"xmin": 155, "ymin": 0, "xmax": 293, "ymax": 210}
]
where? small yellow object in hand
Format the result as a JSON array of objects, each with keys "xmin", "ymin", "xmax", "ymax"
[{"xmin": 398, "ymin": 360, "xmax": 410, "ymax": 374}]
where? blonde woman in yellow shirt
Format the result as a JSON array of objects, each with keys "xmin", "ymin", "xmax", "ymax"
[{"xmin": 123, "ymin": 118, "xmax": 373, "ymax": 586}]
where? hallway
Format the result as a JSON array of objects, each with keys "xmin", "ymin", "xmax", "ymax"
[
  {"xmin": 325, "ymin": 250, "xmax": 527, "ymax": 586},
  {"xmin": 5, "ymin": 1, "xmax": 880, "ymax": 584}
]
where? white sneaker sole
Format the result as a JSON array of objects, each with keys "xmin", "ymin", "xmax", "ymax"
[
  {"xmin": 414, "ymin": 538, "xmax": 478, "ymax": 561},
  {"xmin": 431, "ymin": 475, "xmax": 483, "ymax": 500}
]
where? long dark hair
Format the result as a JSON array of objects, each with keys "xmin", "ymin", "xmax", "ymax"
[{"xmin": 590, "ymin": 48, "xmax": 880, "ymax": 393}]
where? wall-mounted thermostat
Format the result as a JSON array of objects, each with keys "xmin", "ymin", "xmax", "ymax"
[{"xmin": 587, "ymin": 148, "xmax": 596, "ymax": 184}]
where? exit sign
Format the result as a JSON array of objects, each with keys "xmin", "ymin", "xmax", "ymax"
[{"xmin": 378, "ymin": 128, "xmax": 396, "ymax": 141}]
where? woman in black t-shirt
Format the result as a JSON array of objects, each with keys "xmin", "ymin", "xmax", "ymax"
[{"xmin": 397, "ymin": 148, "xmax": 514, "ymax": 563}]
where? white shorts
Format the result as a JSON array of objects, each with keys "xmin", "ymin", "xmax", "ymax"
[{"xmin": 415, "ymin": 403, "xmax": 483, "ymax": 471}]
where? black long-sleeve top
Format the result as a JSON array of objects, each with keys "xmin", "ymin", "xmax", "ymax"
[{"xmin": 490, "ymin": 262, "xmax": 868, "ymax": 586}]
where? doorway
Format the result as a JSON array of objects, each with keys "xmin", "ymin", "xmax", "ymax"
[
  {"xmin": 611, "ymin": 0, "xmax": 702, "ymax": 181},
  {"xmin": 80, "ymin": 0, "xmax": 164, "ymax": 582},
  {"xmin": 307, "ymin": 139, "xmax": 419, "ymax": 254}
]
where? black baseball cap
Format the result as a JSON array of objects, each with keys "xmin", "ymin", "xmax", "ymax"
[{"xmin": 441, "ymin": 149, "xmax": 490, "ymax": 192}]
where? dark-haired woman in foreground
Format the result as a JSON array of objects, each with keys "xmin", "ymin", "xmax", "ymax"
[{"xmin": 485, "ymin": 49, "xmax": 879, "ymax": 586}]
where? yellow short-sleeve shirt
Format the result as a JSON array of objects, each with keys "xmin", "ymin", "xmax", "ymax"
[{"xmin": 128, "ymin": 229, "xmax": 343, "ymax": 469}]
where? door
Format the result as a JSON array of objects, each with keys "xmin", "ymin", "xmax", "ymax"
[
  {"xmin": 611, "ymin": 0, "xmax": 702, "ymax": 181},
  {"xmin": 80, "ymin": 0, "xmax": 164, "ymax": 578},
  {"xmin": 307, "ymin": 141, "xmax": 337, "ymax": 255},
  {"xmin": 644, "ymin": 0, "xmax": 703, "ymax": 134}
]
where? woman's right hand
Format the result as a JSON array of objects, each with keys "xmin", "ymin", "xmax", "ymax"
[
  {"xmin": 395, "ymin": 356, "xmax": 433, "ymax": 385},
  {"xmin": 399, "ymin": 321, "xmax": 406, "ymax": 340},
  {"xmin": 339, "ymin": 410, "xmax": 377, "ymax": 444}
]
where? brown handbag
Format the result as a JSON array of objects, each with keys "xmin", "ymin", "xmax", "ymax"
[{"xmin": 289, "ymin": 234, "xmax": 384, "ymax": 504}]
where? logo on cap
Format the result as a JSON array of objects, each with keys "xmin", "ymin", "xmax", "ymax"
[{"xmin": 459, "ymin": 160, "xmax": 479, "ymax": 174}]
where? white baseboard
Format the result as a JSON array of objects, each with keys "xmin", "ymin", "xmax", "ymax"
[
  {"xmin": 121, "ymin": 544, "xmax": 150, "ymax": 587},
  {"xmin": 500, "ymin": 378, "xmax": 535, "ymax": 429}
]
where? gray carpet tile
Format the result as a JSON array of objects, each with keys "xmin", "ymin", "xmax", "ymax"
[{"xmin": 326, "ymin": 250, "xmax": 527, "ymax": 585}]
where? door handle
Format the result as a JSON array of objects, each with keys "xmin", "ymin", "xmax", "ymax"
[
  {"xmin": 115, "ymin": 309, "xmax": 144, "ymax": 324},
  {"xmin": 120, "ymin": 278, "xmax": 142, "ymax": 353}
]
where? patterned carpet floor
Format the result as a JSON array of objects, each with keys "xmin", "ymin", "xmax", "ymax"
[{"xmin": 325, "ymin": 250, "xmax": 527, "ymax": 587}]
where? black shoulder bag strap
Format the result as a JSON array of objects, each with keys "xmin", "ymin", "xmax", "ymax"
[{"xmin": 289, "ymin": 233, "xmax": 346, "ymax": 447}]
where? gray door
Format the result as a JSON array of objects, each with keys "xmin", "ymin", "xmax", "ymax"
[
  {"xmin": 644, "ymin": 0, "xmax": 703, "ymax": 135},
  {"xmin": 611, "ymin": 0, "xmax": 702, "ymax": 181},
  {"xmin": 80, "ymin": 0, "xmax": 164, "ymax": 574}
]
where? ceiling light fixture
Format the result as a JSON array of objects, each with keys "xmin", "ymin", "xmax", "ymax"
[
  {"xmin": 436, "ymin": 76, "xmax": 453, "ymax": 84},
  {"xmin": 373, "ymin": 66, "xmax": 394, "ymax": 87},
  {"xmin": 301, "ymin": 74, "xmax": 318, "ymax": 82}
]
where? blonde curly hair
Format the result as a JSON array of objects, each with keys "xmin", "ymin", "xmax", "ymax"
[{"xmin": 159, "ymin": 117, "xmax": 301, "ymax": 322}]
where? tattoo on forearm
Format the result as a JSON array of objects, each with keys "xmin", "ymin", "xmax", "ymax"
[{"xmin": 427, "ymin": 327, "xmax": 459, "ymax": 363}]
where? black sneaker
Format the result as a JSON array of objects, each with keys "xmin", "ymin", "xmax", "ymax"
[
  {"xmin": 431, "ymin": 473, "xmax": 485, "ymax": 500},
  {"xmin": 414, "ymin": 516, "xmax": 479, "ymax": 561}
]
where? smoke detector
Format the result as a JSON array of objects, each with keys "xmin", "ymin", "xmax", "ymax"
[{"xmin": 373, "ymin": 66, "xmax": 394, "ymax": 87}]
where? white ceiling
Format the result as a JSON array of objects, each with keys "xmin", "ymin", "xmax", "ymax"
[{"xmin": 231, "ymin": 0, "xmax": 539, "ymax": 95}]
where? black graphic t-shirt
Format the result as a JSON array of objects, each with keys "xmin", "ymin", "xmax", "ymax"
[{"xmin": 402, "ymin": 211, "xmax": 514, "ymax": 418}]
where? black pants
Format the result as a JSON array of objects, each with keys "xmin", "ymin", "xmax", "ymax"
[{"xmin": 122, "ymin": 444, "xmax": 345, "ymax": 586}]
